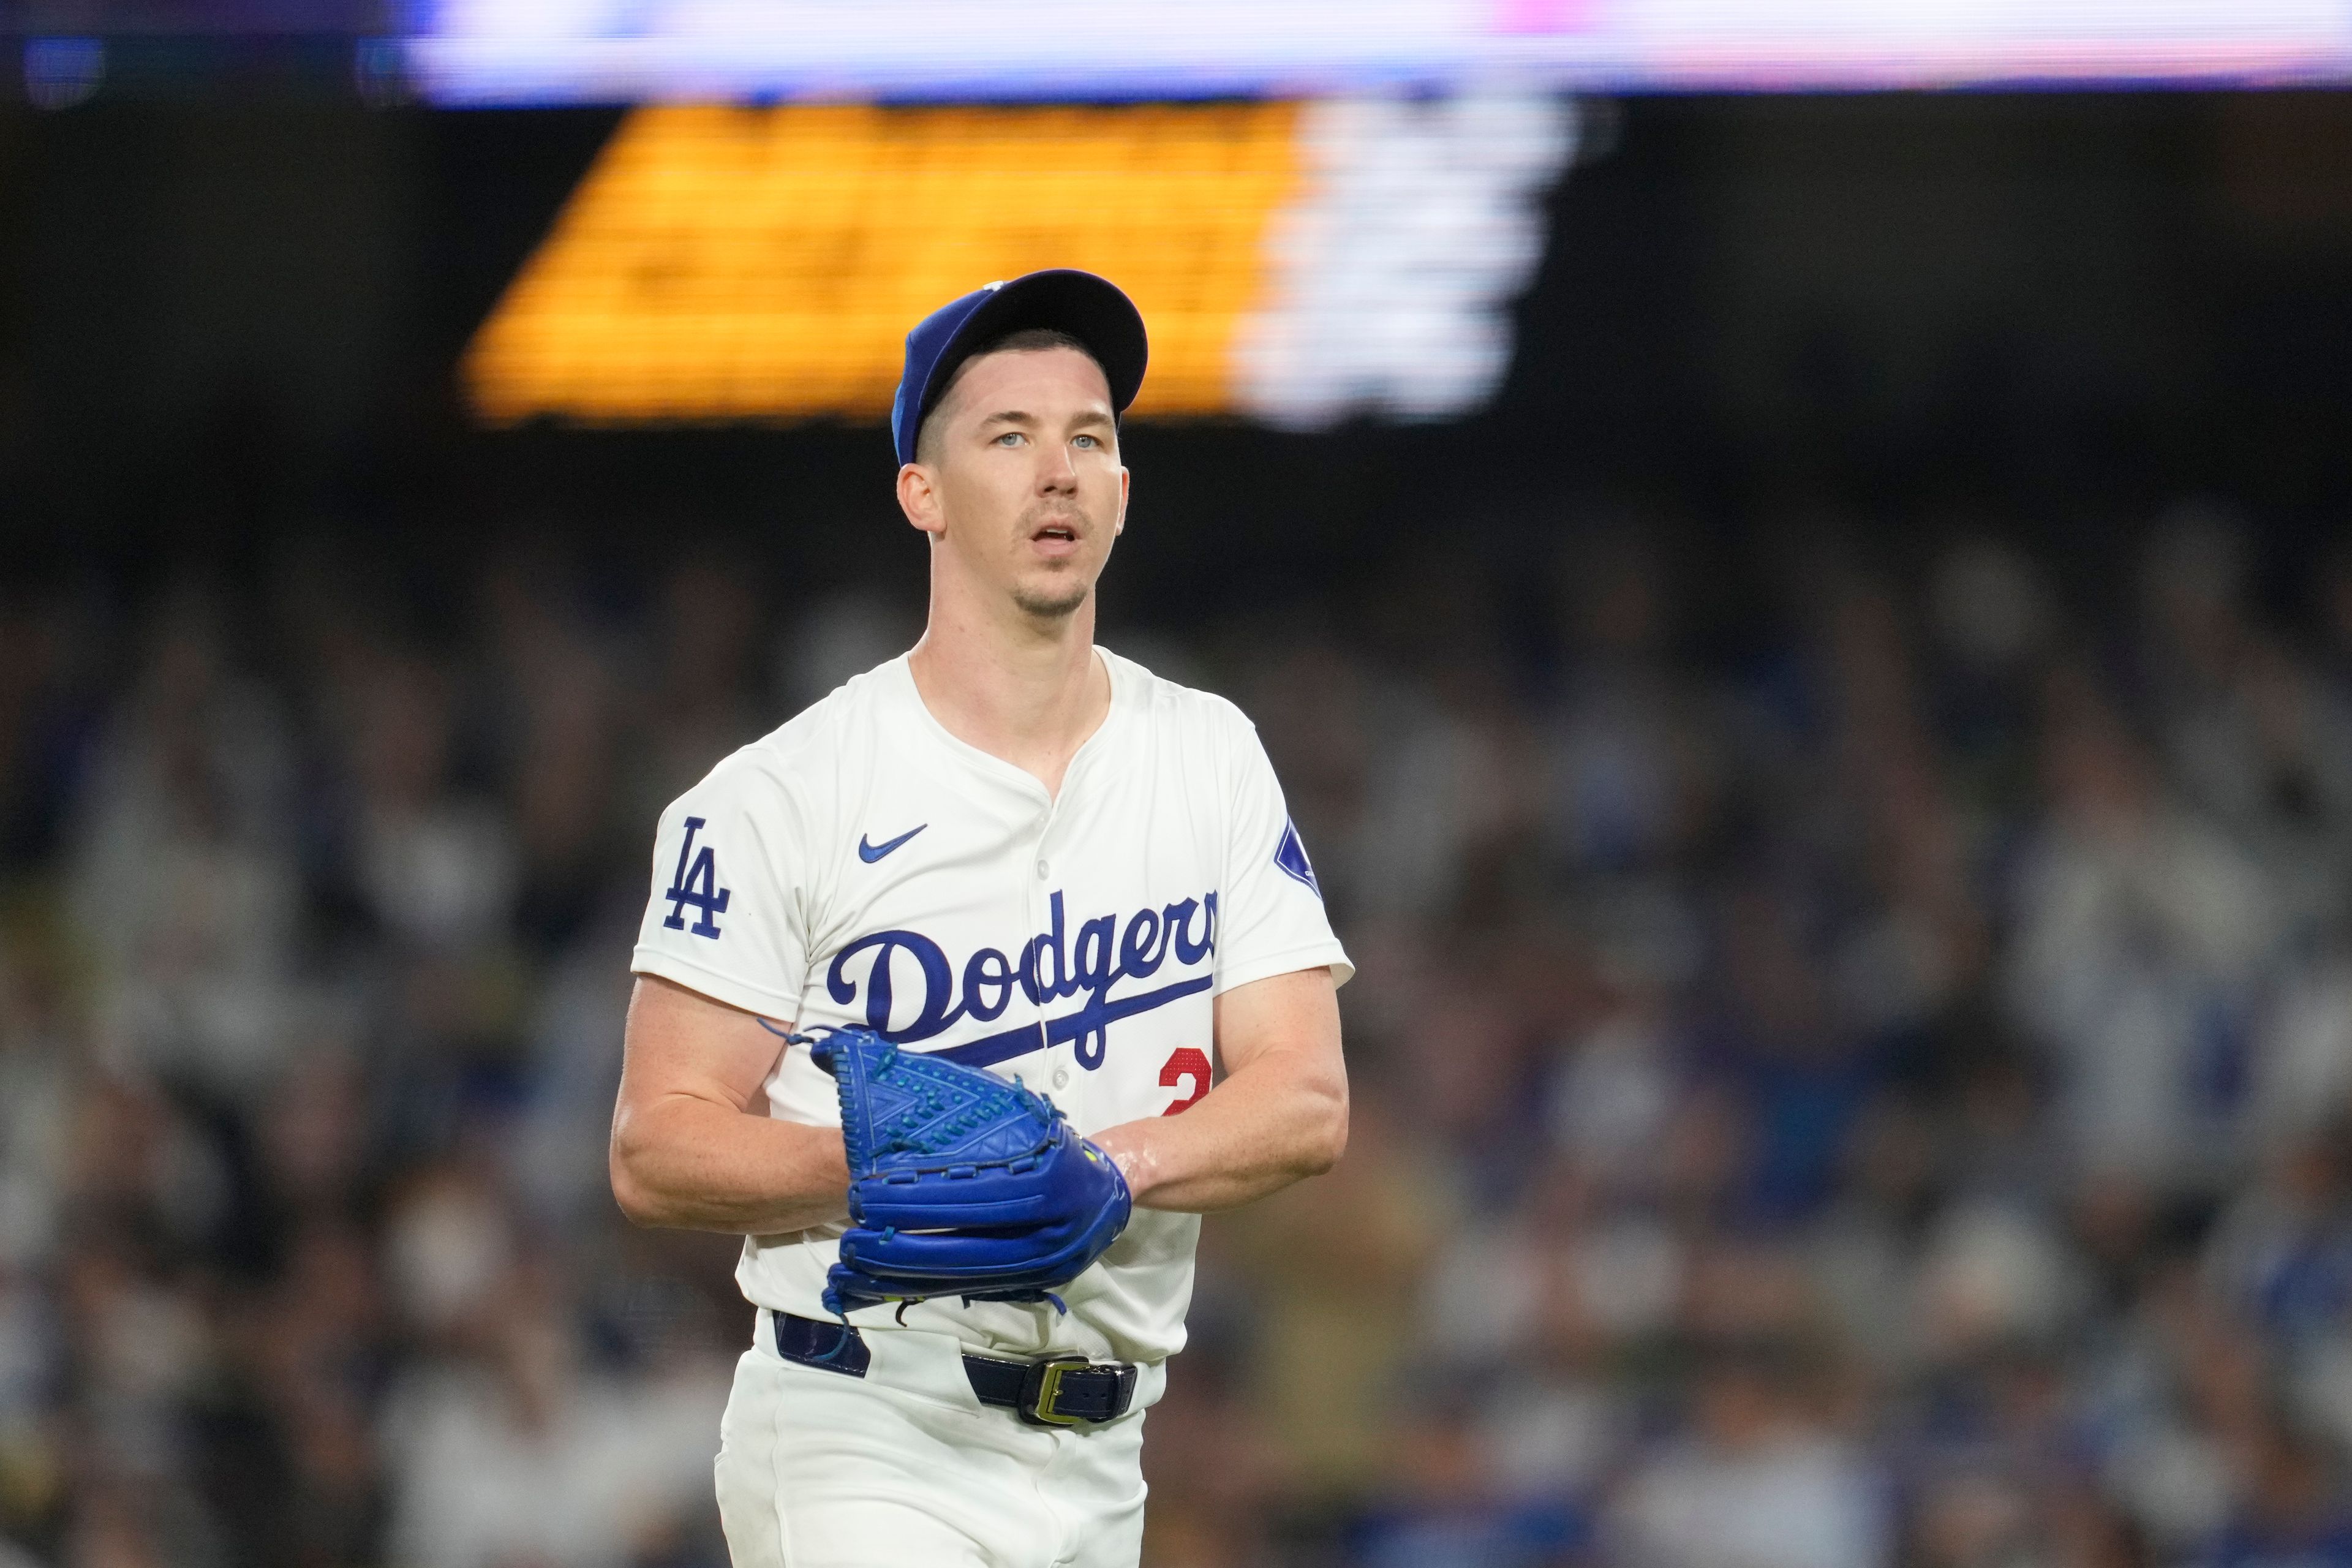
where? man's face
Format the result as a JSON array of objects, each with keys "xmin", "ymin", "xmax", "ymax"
[{"xmin": 905, "ymin": 346, "xmax": 1128, "ymax": 620}]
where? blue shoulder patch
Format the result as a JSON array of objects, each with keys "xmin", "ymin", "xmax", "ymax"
[{"xmin": 1273, "ymin": 818, "xmax": 1322, "ymax": 897}]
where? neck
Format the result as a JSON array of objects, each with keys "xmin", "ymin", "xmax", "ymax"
[{"xmin": 908, "ymin": 562, "xmax": 1110, "ymax": 796}]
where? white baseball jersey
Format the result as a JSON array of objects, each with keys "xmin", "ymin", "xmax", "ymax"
[{"xmin": 631, "ymin": 647, "xmax": 1351, "ymax": 1366}]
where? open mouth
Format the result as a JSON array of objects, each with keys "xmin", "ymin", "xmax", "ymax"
[{"xmin": 1031, "ymin": 522, "xmax": 1080, "ymax": 546}]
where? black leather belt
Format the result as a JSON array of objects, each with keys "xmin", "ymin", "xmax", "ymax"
[{"xmin": 769, "ymin": 1311, "xmax": 1139, "ymax": 1428}]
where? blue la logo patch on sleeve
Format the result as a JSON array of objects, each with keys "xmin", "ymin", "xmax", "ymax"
[
  {"xmin": 662, "ymin": 815, "xmax": 733, "ymax": 938},
  {"xmin": 1273, "ymin": 818, "xmax": 1322, "ymax": 897}
]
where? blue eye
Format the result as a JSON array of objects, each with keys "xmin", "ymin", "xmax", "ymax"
[
  {"xmin": 1074, "ymin": 435, "xmax": 1098, "ymax": 449},
  {"xmin": 994, "ymin": 432, "xmax": 1023, "ymax": 446}
]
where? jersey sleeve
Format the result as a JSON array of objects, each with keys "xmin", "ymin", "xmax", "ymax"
[
  {"xmin": 631, "ymin": 752, "xmax": 811, "ymax": 1020},
  {"xmin": 1215, "ymin": 715, "xmax": 1354, "ymax": 995}
]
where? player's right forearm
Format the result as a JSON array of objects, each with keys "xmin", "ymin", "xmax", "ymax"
[{"xmin": 609, "ymin": 1096, "xmax": 851, "ymax": 1235}]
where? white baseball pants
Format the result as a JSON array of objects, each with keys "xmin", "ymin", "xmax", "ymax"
[{"xmin": 714, "ymin": 1317, "xmax": 1161, "ymax": 1568}]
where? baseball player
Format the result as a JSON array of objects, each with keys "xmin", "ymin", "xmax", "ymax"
[{"xmin": 609, "ymin": 270, "xmax": 1353, "ymax": 1568}]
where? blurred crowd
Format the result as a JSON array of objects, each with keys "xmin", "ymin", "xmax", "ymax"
[{"xmin": 5, "ymin": 506, "xmax": 2352, "ymax": 1568}]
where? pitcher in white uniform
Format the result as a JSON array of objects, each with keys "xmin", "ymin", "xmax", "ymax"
[{"xmin": 609, "ymin": 269, "xmax": 1353, "ymax": 1568}]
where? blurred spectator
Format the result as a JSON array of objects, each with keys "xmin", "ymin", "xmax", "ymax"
[
  {"xmin": 382, "ymin": 1260, "xmax": 725, "ymax": 1568},
  {"xmin": 2196, "ymin": 1417, "xmax": 2352, "ymax": 1567},
  {"xmin": 1611, "ymin": 1340, "xmax": 1889, "ymax": 1568},
  {"xmin": 7, "ymin": 504, "xmax": 2352, "ymax": 1566}
]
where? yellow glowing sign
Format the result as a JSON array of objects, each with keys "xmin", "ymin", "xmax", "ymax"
[{"xmin": 465, "ymin": 101, "xmax": 1303, "ymax": 424}]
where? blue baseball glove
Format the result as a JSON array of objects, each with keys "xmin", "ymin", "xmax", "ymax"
[{"xmin": 802, "ymin": 1025, "xmax": 1133, "ymax": 1318}]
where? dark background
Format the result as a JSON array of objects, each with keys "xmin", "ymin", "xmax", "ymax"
[{"xmin": 5, "ymin": 91, "xmax": 2348, "ymax": 612}]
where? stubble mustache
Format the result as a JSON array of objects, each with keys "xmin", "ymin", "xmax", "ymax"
[{"xmin": 1021, "ymin": 497, "xmax": 1094, "ymax": 538}]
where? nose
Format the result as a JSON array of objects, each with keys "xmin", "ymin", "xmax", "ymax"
[{"xmin": 1036, "ymin": 439, "xmax": 1079, "ymax": 494}]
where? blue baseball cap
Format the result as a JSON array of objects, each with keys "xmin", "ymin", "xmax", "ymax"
[{"xmin": 891, "ymin": 270, "xmax": 1149, "ymax": 467}]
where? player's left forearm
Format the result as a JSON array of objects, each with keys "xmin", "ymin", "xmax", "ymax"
[{"xmin": 1090, "ymin": 1040, "xmax": 1348, "ymax": 1212}]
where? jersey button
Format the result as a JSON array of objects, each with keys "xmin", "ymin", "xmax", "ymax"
[
  {"xmin": 1054, "ymin": 1067, "xmax": 1071, "ymax": 1089},
  {"xmin": 1035, "ymin": 859, "xmax": 1050, "ymax": 880}
]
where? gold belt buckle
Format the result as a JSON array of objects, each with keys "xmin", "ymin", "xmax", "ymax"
[{"xmin": 1020, "ymin": 1357, "xmax": 1098, "ymax": 1427}]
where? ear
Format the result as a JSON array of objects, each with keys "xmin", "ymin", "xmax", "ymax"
[
  {"xmin": 1113, "ymin": 465, "xmax": 1129, "ymax": 535},
  {"xmin": 897, "ymin": 462, "xmax": 945, "ymax": 539}
]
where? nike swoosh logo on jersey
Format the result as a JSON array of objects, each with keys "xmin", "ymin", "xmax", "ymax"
[{"xmin": 857, "ymin": 824, "xmax": 927, "ymax": 863}]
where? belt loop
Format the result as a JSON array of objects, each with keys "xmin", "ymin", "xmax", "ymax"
[{"xmin": 769, "ymin": 1310, "xmax": 872, "ymax": 1377}]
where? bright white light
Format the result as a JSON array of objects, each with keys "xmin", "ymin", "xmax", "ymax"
[
  {"xmin": 1237, "ymin": 94, "xmax": 1576, "ymax": 429},
  {"xmin": 404, "ymin": 0, "xmax": 2352, "ymax": 102}
]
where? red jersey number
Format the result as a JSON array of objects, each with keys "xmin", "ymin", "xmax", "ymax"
[{"xmin": 1159, "ymin": 1047, "xmax": 1212, "ymax": 1115}]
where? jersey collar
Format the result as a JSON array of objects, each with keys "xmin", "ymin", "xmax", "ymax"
[{"xmin": 890, "ymin": 647, "xmax": 1131, "ymax": 804}]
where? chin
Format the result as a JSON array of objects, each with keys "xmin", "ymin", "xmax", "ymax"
[{"xmin": 1011, "ymin": 579, "xmax": 1091, "ymax": 619}]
